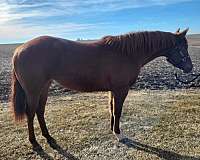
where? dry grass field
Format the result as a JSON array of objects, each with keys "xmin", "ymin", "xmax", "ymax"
[
  {"xmin": 0, "ymin": 35, "xmax": 200, "ymax": 159},
  {"xmin": 1, "ymin": 90, "xmax": 200, "ymax": 160}
]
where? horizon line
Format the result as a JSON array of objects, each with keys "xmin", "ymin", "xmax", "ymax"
[{"xmin": 0, "ymin": 33, "xmax": 200, "ymax": 45}]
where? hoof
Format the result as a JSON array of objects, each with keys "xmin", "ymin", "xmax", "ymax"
[
  {"xmin": 113, "ymin": 131, "xmax": 126, "ymax": 142},
  {"xmin": 47, "ymin": 137, "xmax": 57, "ymax": 149},
  {"xmin": 31, "ymin": 140, "xmax": 42, "ymax": 151},
  {"xmin": 32, "ymin": 144, "xmax": 42, "ymax": 151},
  {"xmin": 47, "ymin": 136, "xmax": 56, "ymax": 144}
]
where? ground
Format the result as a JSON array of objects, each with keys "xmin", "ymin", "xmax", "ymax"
[{"xmin": 1, "ymin": 90, "xmax": 200, "ymax": 160}]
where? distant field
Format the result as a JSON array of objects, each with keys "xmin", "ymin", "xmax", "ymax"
[{"xmin": 187, "ymin": 34, "xmax": 200, "ymax": 47}]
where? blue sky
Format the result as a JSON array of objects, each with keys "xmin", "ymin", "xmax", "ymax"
[{"xmin": 0, "ymin": 0, "xmax": 199, "ymax": 44}]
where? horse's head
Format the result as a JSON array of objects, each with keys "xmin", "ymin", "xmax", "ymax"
[{"xmin": 166, "ymin": 28, "xmax": 193, "ymax": 73}]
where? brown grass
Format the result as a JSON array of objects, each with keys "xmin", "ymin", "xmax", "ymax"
[{"xmin": 0, "ymin": 89, "xmax": 200, "ymax": 160}]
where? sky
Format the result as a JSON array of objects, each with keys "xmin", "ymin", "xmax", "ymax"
[{"xmin": 0, "ymin": 0, "xmax": 199, "ymax": 44}]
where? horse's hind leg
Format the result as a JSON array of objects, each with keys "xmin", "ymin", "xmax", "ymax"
[
  {"xmin": 36, "ymin": 81, "xmax": 55, "ymax": 145},
  {"xmin": 26, "ymin": 94, "xmax": 41, "ymax": 150}
]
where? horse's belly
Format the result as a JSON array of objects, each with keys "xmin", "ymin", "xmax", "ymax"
[{"xmin": 55, "ymin": 78, "xmax": 110, "ymax": 92}]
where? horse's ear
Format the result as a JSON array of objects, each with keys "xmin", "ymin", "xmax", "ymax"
[
  {"xmin": 175, "ymin": 28, "xmax": 180, "ymax": 34},
  {"xmin": 178, "ymin": 28, "xmax": 189, "ymax": 39}
]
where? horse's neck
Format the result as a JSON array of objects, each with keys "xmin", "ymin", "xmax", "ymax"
[
  {"xmin": 134, "ymin": 31, "xmax": 175, "ymax": 66},
  {"xmin": 140, "ymin": 46, "xmax": 167, "ymax": 66},
  {"xmin": 141, "ymin": 51, "xmax": 162, "ymax": 66}
]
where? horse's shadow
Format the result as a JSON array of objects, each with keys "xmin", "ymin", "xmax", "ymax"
[
  {"xmin": 34, "ymin": 138, "xmax": 199, "ymax": 160},
  {"xmin": 120, "ymin": 138, "xmax": 200, "ymax": 160},
  {"xmin": 34, "ymin": 141, "xmax": 79, "ymax": 160},
  {"xmin": 34, "ymin": 148, "xmax": 54, "ymax": 160}
]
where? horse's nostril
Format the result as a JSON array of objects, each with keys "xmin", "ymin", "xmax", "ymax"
[{"xmin": 184, "ymin": 65, "xmax": 193, "ymax": 73}]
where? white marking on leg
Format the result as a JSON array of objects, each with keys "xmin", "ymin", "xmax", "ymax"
[{"xmin": 113, "ymin": 131, "xmax": 125, "ymax": 141}]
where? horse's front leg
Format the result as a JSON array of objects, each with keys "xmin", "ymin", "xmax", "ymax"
[
  {"xmin": 108, "ymin": 91, "xmax": 114, "ymax": 131},
  {"xmin": 112, "ymin": 87, "xmax": 129, "ymax": 141}
]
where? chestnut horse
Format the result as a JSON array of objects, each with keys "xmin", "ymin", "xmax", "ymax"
[{"xmin": 11, "ymin": 28, "xmax": 192, "ymax": 150}]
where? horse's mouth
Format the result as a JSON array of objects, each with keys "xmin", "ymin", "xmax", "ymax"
[
  {"xmin": 183, "ymin": 69, "xmax": 191, "ymax": 73},
  {"xmin": 183, "ymin": 65, "xmax": 193, "ymax": 73}
]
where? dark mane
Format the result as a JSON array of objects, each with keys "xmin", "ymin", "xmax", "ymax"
[{"xmin": 100, "ymin": 31, "xmax": 176, "ymax": 55}]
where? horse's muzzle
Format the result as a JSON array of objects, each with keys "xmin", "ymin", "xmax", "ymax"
[{"xmin": 183, "ymin": 64, "xmax": 193, "ymax": 73}]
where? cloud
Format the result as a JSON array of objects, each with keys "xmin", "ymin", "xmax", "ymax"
[
  {"xmin": 0, "ymin": 0, "xmax": 192, "ymax": 24},
  {"xmin": 0, "ymin": 21, "xmax": 103, "ymax": 41},
  {"xmin": 0, "ymin": 0, "xmax": 193, "ymax": 43},
  {"xmin": 0, "ymin": 1, "xmax": 58, "ymax": 24}
]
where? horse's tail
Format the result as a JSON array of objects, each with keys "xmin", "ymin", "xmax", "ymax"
[{"xmin": 10, "ymin": 69, "xmax": 26, "ymax": 122}]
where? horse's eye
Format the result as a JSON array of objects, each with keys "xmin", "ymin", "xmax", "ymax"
[{"xmin": 183, "ymin": 57, "xmax": 187, "ymax": 62}]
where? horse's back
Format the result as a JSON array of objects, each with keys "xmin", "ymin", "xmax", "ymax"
[
  {"xmin": 12, "ymin": 36, "xmax": 107, "ymax": 90},
  {"xmin": 12, "ymin": 36, "xmax": 68, "ymax": 90},
  {"xmin": 13, "ymin": 35, "xmax": 74, "ymax": 67}
]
